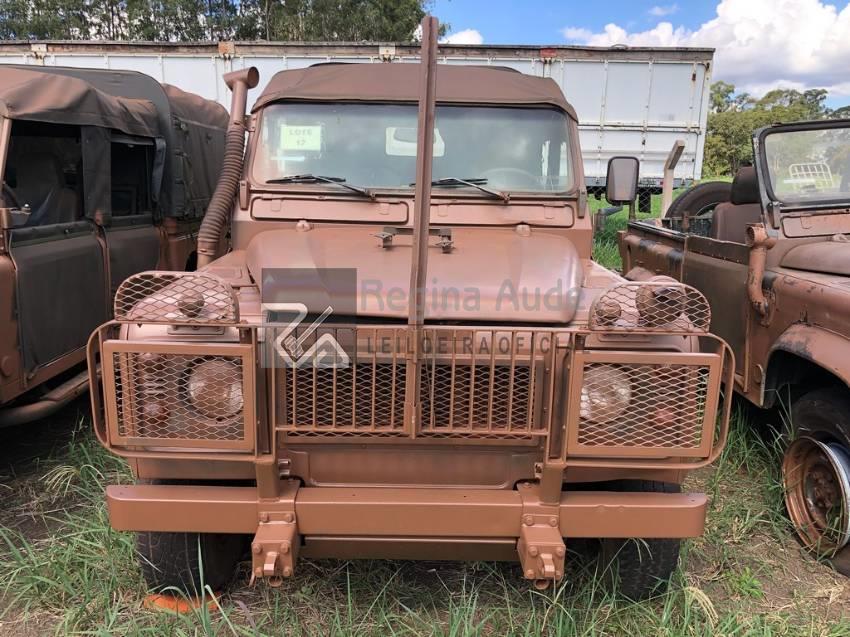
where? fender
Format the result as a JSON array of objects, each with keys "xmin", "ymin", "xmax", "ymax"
[{"xmin": 765, "ymin": 324, "xmax": 850, "ymax": 403}]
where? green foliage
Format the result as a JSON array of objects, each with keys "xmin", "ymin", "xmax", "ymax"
[
  {"xmin": 703, "ymin": 82, "xmax": 845, "ymax": 177},
  {"xmin": 0, "ymin": 0, "xmax": 441, "ymax": 41}
]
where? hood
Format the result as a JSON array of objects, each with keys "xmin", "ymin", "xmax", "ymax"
[
  {"xmin": 781, "ymin": 240, "xmax": 850, "ymax": 277},
  {"xmin": 245, "ymin": 226, "xmax": 583, "ymax": 324}
]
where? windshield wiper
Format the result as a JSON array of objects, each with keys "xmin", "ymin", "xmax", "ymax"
[
  {"xmin": 266, "ymin": 174, "xmax": 375, "ymax": 200},
  {"xmin": 417, "ymin": 177, "xmax": 509, "ymax": 203}
]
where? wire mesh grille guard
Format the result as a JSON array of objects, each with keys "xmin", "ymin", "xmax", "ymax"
[
  {"xmin": 566, "ymin": 349, "xmax": 721, "ymax": 459},
  {"xmin": 275, "ymin": 328, "xmax": 554, "ymax": 438},
  {"xmin": 589, "ymin": 281, "xmax": 711, "ymax": 332},
  {"xmin": 113, "ymin": 271, "xmax": 239, "ymax": 324},
  {"xmin": 104, "ymin": 343, "xmax": 254, "ymax": 451}
]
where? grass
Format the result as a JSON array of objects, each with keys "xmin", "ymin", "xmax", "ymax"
[
  {"xmin": 0, "ymin": 404, "xmax": 847, "ymax": 636},
  {"xmin": 0, "ymin": 209, "xmax": 849, "ymax": 635},
  {"xmin": 590, "ymin": 190, "xmax": 685, "ymax": 271}
]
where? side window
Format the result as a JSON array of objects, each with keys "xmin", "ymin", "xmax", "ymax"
[
  {"xmin": 110, "ymin": 140, "xmax": 154, "ymax": 217},
  {"xmin": 4, "ymin": 121, "xmax": 83, "ymax": 226}
]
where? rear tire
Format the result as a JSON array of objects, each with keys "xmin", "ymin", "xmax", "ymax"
[
  {"xmin": 665, "ymin": 181, "xmax": 732, "ymax": 219},
  {"xmin": 137, "ymin": 531, "xmax": 244, "ymax": 593},
  {"xmin": 598, "ymin": 480, "xmax": 681, "ymax": 600}
]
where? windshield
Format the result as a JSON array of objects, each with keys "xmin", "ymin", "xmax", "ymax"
[
  {"xmin": 763, "ymin": 125, "xmax": 850, "ymax": 205},
  {"xmin": 252, "ymin": 102, "xmax": 574, "ymax": 193}
]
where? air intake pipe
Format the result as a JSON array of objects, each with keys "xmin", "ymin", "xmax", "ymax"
[
  {"xmin": 197, "ymin": 67, "xmax": 259, "ymax": 268},
  {"xmin": 745, "ymin": 223, "xmax": 777, "ymax": 317}
]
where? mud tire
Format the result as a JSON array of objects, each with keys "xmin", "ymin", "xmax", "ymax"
[
  {"xmin": 665, "ymin": 181, "xmax": 732, "ymax": 219},
  {"xmin": 137, "ymin": 531, "xmax": 244, "ymax": 593},
  {"xmin": 599, "ymin": 480, "xmax": 681, "ymax": 600}
]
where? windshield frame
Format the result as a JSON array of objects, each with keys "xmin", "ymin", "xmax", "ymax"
[
  {"xmin": 755, "ymin": 118, "xmax": 850, "ymax": 211},
  {"xmin": 247, "ymin": 100, "xmax": 580, "ymax": 200}
]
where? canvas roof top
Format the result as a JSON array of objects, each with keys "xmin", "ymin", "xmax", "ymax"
[
  {"xmin": 0, "ymin": 66, "xmax": 160, "ymax": 137},
  {"xmin": 253, "ymin": 63, "xmax": 578, "ymax": 120}
]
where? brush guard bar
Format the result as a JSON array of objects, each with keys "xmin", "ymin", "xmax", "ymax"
[{"xmin": 88, "ymin": 321, "xmax": 733, "ymax": 471}]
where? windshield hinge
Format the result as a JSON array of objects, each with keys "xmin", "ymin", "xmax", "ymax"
[
  {"xmin": 375, "ymin": 226, "xmax": 453, "ymax": 253},
  {"xmin": 767, "ymin": 200, "xmax": 782, "ymax": 229}
]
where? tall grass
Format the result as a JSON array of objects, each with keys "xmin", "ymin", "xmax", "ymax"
[{"xmin": 0, "ymin": 415, "xmax": 846, "ymax": 636}]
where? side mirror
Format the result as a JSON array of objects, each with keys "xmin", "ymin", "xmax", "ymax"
[{"xmin": 605, "ymin": 156, "xmax": 640, "ymax": 205}]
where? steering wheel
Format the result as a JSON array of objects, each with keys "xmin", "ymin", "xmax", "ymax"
[
  {"xmin": 1, "ymin": 182, "xmax": 19, "ymax": 209},
  {"xmin": 481, "ymin": 167, "xmax": 541, "ymax": 189}
]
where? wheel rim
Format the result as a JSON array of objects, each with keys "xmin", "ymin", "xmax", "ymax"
[{"xmin": 783, "ymin": 436, "xmax": 850, "ymax": 555}]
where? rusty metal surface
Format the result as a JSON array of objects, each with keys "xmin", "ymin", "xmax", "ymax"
[{"xmin": 781, "ymin": 238, "xmax": 850, "ymax": 276}]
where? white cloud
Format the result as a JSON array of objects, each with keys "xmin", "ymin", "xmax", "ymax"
[
  {"xmin": 561, "ymin": 0, "xmax": 850, "ymax": 98},
  {"xmin": 649, "ymin": 4, "xmax": 678, "ymax": 17},
  {"xmin": 441, "ymin": 28, "xmax": 484, "ymax": 45}
]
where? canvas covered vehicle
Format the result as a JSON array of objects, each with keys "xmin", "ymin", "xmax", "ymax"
[
  {"xmin": 0, "ymin": 65, "xmax": 228, "ymax": 426},
  {"xmin": 89, "ymin": 18, "xmax": 733, "ymax": 599},
  {"xmin": 619, "ymin": 118, "xmax": 850, "ymax": 573}
]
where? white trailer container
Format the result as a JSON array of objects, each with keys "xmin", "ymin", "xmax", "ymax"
[{"xmin": 0, "ymin": 41, "xmax": 713, "ymax": 206}]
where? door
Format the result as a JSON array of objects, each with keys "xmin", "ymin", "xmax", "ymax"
[
  {"xmin": 5, "ymin": 121, "xmax": 108, "ymax": 374},
  {"xmin": 682, "ymin": 236, "xmax": 751, "ymax": 384},
  {"xmin": 101, "ymin": 135, "xmax": 161, "ymax": 300}
]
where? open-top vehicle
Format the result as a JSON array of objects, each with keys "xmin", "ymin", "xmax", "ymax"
[
  {"xmin": 0, "ymin": 65, "xmax": 228, "ymax": 426},
  {"xmin": 619, "ymin": 118, "xmax": 850, "ymax": 573},
  {"xmin": 89, "ymin": 18, "xmax": 732, "ymax": 599}
]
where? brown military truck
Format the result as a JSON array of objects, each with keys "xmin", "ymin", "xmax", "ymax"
[
  {"xmin": 619, "ymin": 119, "xmax": 850, "ymax": 572},
  {"xmin": 89, "ymin": 18, "xmax": 732, "ymax": 599},
  {"xmin": 0, "ymin": 65, "xmax": 228, "ymax": 426}
]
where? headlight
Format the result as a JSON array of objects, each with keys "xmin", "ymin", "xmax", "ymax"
[
  {"xmin": 635, "ymin": 278, "xmax": 686, "ymax": 328},
  {"xmin": 187, "ymin": 358, "xmax": 243, "ymax": 420},
  {"xmin": 579, "ymin": 364, "xmax": 631, "ymax": 424}
]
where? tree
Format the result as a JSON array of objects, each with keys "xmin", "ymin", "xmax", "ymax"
[
  {"xmin": 703, "ymin": 82, "xmax": 832, "ymax": 176},
  {"xmin": 709, "ymin": 81, "xmax": 735, "ymax": 113},
  {"xmin": 0, "ymin": 0, "xmax": 438, "ymax": 41}
]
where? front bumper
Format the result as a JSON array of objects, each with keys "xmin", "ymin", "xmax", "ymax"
[{"xmin": 107, "ymin": 481, "xmax": 707, "ymax": 583}]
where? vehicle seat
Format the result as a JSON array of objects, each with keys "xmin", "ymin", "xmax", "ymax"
[
  {"xmin": 710, "ymin": 166, "xmax": 762, "ymax": 243},
  {"xmin": 13, "ymin": 153, "xmax": 79, "ymax": 226}
]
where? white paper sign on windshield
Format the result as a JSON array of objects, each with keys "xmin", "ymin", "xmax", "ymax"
[{"xmin": 281, "ymin": 125, "xmax": 322, "ymax": 151}]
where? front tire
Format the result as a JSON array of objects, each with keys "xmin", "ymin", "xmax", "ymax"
[
  {"xmin": 137, "ymin": 531, "xmax": 244, "ymax": 593},
  {"xmin": 598, "ymin": 480, "xmax": 681, "ymax": 600},
  {"xmin": 782, "ymin": 388, "xmax": 850, "ymax": 558}
]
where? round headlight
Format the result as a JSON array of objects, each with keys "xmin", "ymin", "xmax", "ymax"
[
  {"xmin": 187, "ymin": 359, "xmax": 243, "ymax": 420},
  {"xmin": 579, "ymin": 364, "xmax": 631, "ymax": 424}
]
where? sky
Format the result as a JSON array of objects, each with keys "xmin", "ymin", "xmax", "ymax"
[{"xmin": 431, "ymin": 0, "xmax": 850, "ymax": 108}]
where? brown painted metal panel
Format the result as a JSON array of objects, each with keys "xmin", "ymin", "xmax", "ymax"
[{"xmin": 106, "ymin": 483, "xmax": 707, "ymax": 539}]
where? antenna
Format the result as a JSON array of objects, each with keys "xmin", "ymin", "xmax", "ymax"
[{"xmin": 403, "ymin": 14, "xmax": 439, "ymax": 434}]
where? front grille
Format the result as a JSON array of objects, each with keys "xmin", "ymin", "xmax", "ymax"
[
  {"xmin": 420, "ymin": 363, "xmax": 535, "ymax": 432},
  {"xmin": 109, "ymin": 350, "xmax": 250, "ymax": 449},
  {"xmin": 281, "ymin": 363, "xmax": 407, "ymax": 432},
  {"xmin": 276, "ymin": 328, "xmax": 552, "ymax": 438}
]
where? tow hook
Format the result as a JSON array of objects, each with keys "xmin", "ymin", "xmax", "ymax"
[
  {"xmin": 251, "ymin": 511, "xmax": 299, "ymax": 586},
  {"xmin": 517, "ymin": 482, "xmax": 566, "ymax": 587}
]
